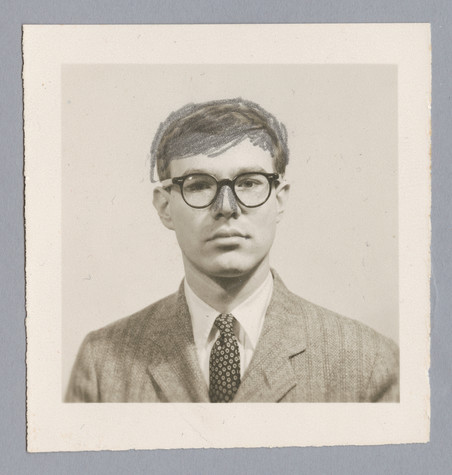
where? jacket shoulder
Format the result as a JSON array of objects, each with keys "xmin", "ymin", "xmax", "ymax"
[
  {"xmin": 279, "ymin": 286, "xmax": 399, "ymax": 401},
  {"xmin": 65, "ymin": 290, "xmax": 181, "ymax": 402},
  {"xmin": 284, "ymin": 287, "xmax": 398, "ymax": 353},
  {"xmin": 84, "ymin": 290, "xmax": 179, "ymax": 351}
]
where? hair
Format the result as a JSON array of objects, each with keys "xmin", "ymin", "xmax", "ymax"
[{"xmin": 150, "ymin": 98, "xmax": 289, "ymax": 182}]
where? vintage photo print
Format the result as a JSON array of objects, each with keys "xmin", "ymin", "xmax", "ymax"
[{"xmin": 24, "ymin": 24, "xmax": 431, "ymax": 451}]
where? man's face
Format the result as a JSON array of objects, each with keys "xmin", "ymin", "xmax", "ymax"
[{"xmin": 154, "ymin": 139, "xmax": 289, "ymax": 279}]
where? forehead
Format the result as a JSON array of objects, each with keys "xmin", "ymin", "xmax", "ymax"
[{"xmin": 169, "ymin": 139, "xmax": 275, "ymax": 178}]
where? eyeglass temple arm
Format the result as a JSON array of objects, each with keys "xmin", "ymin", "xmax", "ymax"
[{"xmin": 159, "ymin": 178, "xmax": 175, "ymax": 187}]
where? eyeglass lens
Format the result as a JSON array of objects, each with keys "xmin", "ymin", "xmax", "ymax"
[{"xmin": 182, "ymin": 173, "xmax": 271, "ymax": 208}]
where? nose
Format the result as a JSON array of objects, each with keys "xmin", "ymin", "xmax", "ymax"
[{"xmin": 211, "ymin": 185, "xmax": 240, "ymax": 218}]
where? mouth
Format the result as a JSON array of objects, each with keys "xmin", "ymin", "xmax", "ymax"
[{"xmin": 207, "ymin": 230, "xmax": 249, "ymax": 241}]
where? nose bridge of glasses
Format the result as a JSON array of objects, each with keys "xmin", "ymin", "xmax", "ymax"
[{"xmin": 216, "ymin": 178, "xmax": 235, "ymax": 190}]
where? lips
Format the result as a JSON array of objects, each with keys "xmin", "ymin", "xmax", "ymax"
[{"xmin": 208, "ymin": 230, "xmax": 249, "ymax": 241}]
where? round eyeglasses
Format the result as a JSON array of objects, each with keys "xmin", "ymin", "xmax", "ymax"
[{"xmin": 160, "ymin": 172, "xmax": 280, "ymax": 209}]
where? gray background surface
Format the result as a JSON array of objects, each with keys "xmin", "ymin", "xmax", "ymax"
[{"xmin": 1, "ymin": 0, "xmax": 450, "ymax": 473}]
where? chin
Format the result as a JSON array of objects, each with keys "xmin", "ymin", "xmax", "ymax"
[{"xmin": 203, "ymin": 256, "xmax": 262, "ymax": 279}]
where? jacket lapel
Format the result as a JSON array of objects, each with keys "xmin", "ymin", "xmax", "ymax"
[
  {"xmin": 146, "ymin": 285, "xmax": 209, "ymax": 402},
  {"xmin": 145, "ymin": 273, "xmax": 306, "ymax": 403},
  {"xmin": 234, "ymin": 273, "xmax": 307, "ymax": 402}
]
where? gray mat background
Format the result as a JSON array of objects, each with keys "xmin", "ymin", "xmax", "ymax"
[{"xmin": 1, "ymin": 0, "xmax": 450, "ymax": 473}]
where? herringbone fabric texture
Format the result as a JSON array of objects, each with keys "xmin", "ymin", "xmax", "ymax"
[
  {"xmin": 209, "ymin": 314, "xmax": 241, "ymax": 402},
  {"xmin": 65, "ymin": 271, "xmax": 400, "ymax": 403}
]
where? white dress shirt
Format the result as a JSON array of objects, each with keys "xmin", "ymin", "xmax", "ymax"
[{"xmin": 184, "ymin": 272, "xmax": 274, "ymax": 386}]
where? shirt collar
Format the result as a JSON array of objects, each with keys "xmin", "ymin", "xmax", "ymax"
[{"xmin": 184, "ymin": 272, "xmax": 273, "ymax": 350}]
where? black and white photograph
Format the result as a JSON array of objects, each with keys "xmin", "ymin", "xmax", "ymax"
[
  {"xmin": 63, "ymin": 80, "xmax": 399, "ymax": 404},
  {"xmin": 24, "ymin": 24, "xmax": 430, "ymax": 451}
]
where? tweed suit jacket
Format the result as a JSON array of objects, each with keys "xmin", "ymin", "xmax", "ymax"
[{"xmin": 66, "ymin": 272, "xmax": 399, "ymax": 402}]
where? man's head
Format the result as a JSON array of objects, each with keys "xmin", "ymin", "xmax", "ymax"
[{"xmin": 152, "ymin": 98, "xmax": 290, "ymax": 281}]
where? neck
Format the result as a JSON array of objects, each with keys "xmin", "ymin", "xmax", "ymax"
[{"xmin": 183, "ymin": 258, "xmax": 271, "ymax": 313}]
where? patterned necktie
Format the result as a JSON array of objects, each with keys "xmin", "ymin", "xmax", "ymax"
[{"xmin": 209, "ymin": 313, "xmax": 241, "ymax": 403}]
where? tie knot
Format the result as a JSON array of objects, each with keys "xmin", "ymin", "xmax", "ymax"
[{"xmin": 214, "ymin": 313, "xmax": 235, "ymax": 334}]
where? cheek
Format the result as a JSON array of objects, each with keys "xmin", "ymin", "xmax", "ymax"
[
  {"xmin": 245, "ymin": 208, "xmax": 278, "ymax": 250},
  {"xmin": 171, "ymin": 205, "xmax": 204, "ymax": 242},
  {"xmin": 252, "ymin": 203, "xmax": 278, "ymax": 230}
]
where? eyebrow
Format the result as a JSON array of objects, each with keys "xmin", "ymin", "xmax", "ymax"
[{"xmin": 177, "ymin": 166, "xmax": 270, "ymax": 177}]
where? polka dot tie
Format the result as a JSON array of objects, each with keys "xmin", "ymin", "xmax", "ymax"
[{"xmin": 209, "ymin": 314, "xmax": 241, "ymax": 403}]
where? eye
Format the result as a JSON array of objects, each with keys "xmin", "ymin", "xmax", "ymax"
[
  {"xmin": 240, "ymin": 180, "xmax": 258, "ymax": 188},
  {"xmin": 236, "ymin": 175, "xmax": 266, "ymax": 190},
  {"xmin": 185, "ymin": 181, "xmax": 210, "ymax": 191},
  {"xmin": 183, "ymin": 175, "xmax": 216, "ymax": 193}
]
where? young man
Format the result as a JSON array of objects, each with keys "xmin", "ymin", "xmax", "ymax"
[{"xmin": 66, "ymin": 98, "xmax": 399, "ymax": 403}]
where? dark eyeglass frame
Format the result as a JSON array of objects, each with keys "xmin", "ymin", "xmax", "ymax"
[{"xmin": 161, "ymin": 172, "xmax": 280, "ymax": 209}]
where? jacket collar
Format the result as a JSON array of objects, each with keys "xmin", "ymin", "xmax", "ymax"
[{"xmin": 146, "ymin": 270, "xmax": 306, "ymax": 402}]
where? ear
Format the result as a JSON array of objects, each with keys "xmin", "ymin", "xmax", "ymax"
[
  {"xmin": 275, "ymin": 180, "xmax": 290, "ymax": 223},
  {"xmin": 153, "ymin": 187, "xmax": 175, "ymax": 230}
]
